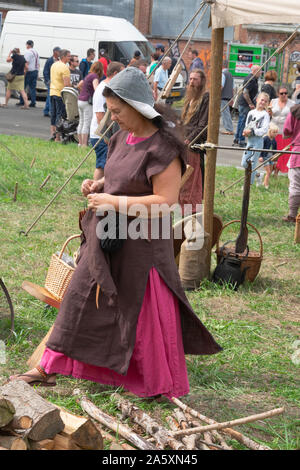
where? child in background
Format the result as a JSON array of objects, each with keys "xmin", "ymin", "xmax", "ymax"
[
  {"xmin": 259, "ymin": 123, "xmax": 279, "ymax": 189},
  {"xmin": 241, "ymin": 92, "xmax": 270, "ymax": 184}
]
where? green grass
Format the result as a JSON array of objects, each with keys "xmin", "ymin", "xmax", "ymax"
[{"xmin": 0, "ymin": 135, "xmax": 299, "ymax": 450}]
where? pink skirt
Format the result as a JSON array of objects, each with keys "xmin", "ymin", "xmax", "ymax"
[{"xmin": 40, "ymin": 267, "xmax": 190, "ymax": 399}]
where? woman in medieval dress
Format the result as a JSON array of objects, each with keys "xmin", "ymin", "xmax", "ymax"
[{"xmin": 9, "ymin": 67, "xmax": 221, "ymax": 400}]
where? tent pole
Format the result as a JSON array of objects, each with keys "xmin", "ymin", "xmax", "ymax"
[{"xmin": 203, "ymin": 26, "xmax": 224, "ymax": 273}]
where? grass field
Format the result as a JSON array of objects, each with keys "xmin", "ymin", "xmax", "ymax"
[{"xmin": 0, "ymin": 135, "xmax": 299, "ymax": 450}]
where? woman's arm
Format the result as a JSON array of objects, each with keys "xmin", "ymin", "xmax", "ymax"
[
  {"xmin": 93, "ymin": 78, "xmax": 99, "ymax": 91},
  {"xmin": 87, "ymin": 158, "xmax": 182, "ymax": 215},
  {"xmin": 6, "ymin": 52, "xmax": 13, "ymax": 63}
]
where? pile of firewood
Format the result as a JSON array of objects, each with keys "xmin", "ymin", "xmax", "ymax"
[
  {"xmin": 75, "ymin": 390, "xmax": 284, "ymax": 451},
  {"xmin": 0, "ymin": 380, "xmax": 284, "ymax": 451},
  {"xmin": 0, "ymin": 381, "xmax": 103, "ymax": 450}
]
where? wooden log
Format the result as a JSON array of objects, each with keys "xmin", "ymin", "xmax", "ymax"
[
  {"xmin": 8, "ymin": 415, "xmax": 33, "ymax": 430},
  {"xmin": 53, "ymin": 433, "xmax": 81, "ymax": 450},
  {"xmin": 171, "ymin": 397, "xmax": 271, "ymax": 450},
  {"xmin": 0, "ymin": 380, "xmax": 64, "ymax": 441},
  {"xmin": 114, "ymin": 393, "xmax": 185, "ymax": 450},
  {"xmin": 171, "ymin": 406, "xmax": 285, "ymax": 438},
  {"xmin": 76, "ymin": 392, "xmax": 156, "ymax": 451},
  {"xmin": 29, "ymin": 439, "xmax": 55, "ymax": 450},
  {"xmin": 0, "ymin": 435, "xmax": 27, "ymax": 450},
  {"xmin": 58, "ymin": 407, "xmax": 103, "ymax": 450},
  {"xmin": 0, "ymin": 396, "xmax": 15, "ymax": 428}
]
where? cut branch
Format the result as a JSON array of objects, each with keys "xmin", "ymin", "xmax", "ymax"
[
  {"xmin": 171, "ymin": 397, "xmax": 271, "ymax": 450},
  {"xmin": 114, "ymin": 393, "xmax": 185, "ymax": 450},
  {"xmin": 76, "ymin": 392, "xmax": 156, "ymax": 451},
  {"xmin": 171, "ymin": 403, "xmax": 284, "ymax": 438}
]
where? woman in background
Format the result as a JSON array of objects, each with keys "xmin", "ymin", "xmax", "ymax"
[
  {"xmin": 270, "ymin": 86, "xmax": 295, "ymax": 175},
  {"xmin": 77, "ymin": 61, "xmax": 103, "ymax": 147},
  {"xmin": 1, "ymin": 48, "xmax": 29, "ymax": 109}
]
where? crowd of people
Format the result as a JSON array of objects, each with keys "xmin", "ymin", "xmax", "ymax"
[
  {"xmin": 1, "ymin": 40, "xmax": 299, "ymax": 224},
  {"xmin": 233, "ymin": 63, "xmax": 300, "ymax": 222}
]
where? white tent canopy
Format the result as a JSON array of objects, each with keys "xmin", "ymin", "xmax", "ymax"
[{"xmin": 210, "ymin": 0, "xmax": 300, "ymax": 29}]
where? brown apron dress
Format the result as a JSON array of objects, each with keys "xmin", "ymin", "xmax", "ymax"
[{"xmin": 46, "ymin": 130, "xmax": 222, "ymax": 375}]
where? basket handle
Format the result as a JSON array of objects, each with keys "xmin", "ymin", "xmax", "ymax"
[
  {"xmin": 216, "ymin": 220, "xmax": 263, "ymax": 257},
  {"xmin": 58, "ymin": 234, "xmax": 81, "ymax": 260}
]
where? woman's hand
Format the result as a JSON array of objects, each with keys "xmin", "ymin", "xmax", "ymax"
[
  {"xmin": 81, "ymin": 178, "xmax": 104, "ymax": 196},
  {"xmin": 87, "ymin": 192, "xmax": 113, "ymax": 211}
]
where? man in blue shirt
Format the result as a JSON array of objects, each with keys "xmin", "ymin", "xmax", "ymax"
[
  {"xmin": 43, "ymin": 46, "xmax": 61, "ymax": 117},
  {"xmin": 153, "ymin": 56, "xmax": 172, "ymax": 101},
  {"xmin": 79, "ymin": 48, "xmax": 95, "ymax": 78},
  {"xmin": 189, "ymin": 50, "xmax": 204, "ymax": 73}
]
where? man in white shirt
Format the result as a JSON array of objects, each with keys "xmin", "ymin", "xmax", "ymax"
[
  {"xmin": 153, "ymin": 57, "xmax": 172, "ymax": 101},
  {"xmin": 90, "ymin": 61, "xmax": 124, "ymax": 179},
  {"xmin": 18, "ymin": 40, "xmax": 40, "ymax": 108}
]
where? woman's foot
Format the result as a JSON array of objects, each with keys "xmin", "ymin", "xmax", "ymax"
[
  {"xmin": 282, "ymin": 215, "xmax": 296, "ymax": 223},
  {"xmin": 9, "ymin": 365, "xmax": 57, "ymax": 387}
]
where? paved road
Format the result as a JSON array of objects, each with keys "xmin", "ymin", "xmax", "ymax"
[{"xmin": 0, "ymin": 86, "xmax": 244, "ymax": 168}]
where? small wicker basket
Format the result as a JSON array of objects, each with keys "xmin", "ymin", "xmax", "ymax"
[{"xmin": 44, "ymin": 234, "xmax": 81, "ymax": 301}]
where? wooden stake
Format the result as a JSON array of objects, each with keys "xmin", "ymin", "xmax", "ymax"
[
  {"xmin": 39, "ymin": 175, "xmax": 51, "ymax": 190},
  {"xmin": 13, "ymin": 182, "xmax": 18, "ymax": 202},
  {"xmin": 30, "ymin": 157, "xmax": 36, "ymax": 168},
  {"xmin": 172, "ymin": 407, "xmax": 285, "ymax": 438}
]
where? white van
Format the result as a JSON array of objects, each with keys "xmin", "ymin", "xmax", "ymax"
[{"xmin": 0, "ymin": 11, "xmax": 154, "ymax": 97}]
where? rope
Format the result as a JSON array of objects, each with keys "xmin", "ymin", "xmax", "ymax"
[
  {"xmin": 218, "ymin": 143, "xmax": 292, "ymax": 194},
  {"xmin": 192, "ymin": 142, "xmax": 300, "ymax": 154}
]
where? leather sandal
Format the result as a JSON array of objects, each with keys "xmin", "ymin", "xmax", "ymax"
[{"xmin": 8, "ymin": 365, "xmax": 56, "ymax": 387}]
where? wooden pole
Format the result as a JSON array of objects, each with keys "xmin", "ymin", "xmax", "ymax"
[
  {"xmin": 172, "ymin": 407, "xmax": 285, "ymax": 437},
  {"xmin": 203, "ymin": 27, "xmax": 224, "ymax": 273}
]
